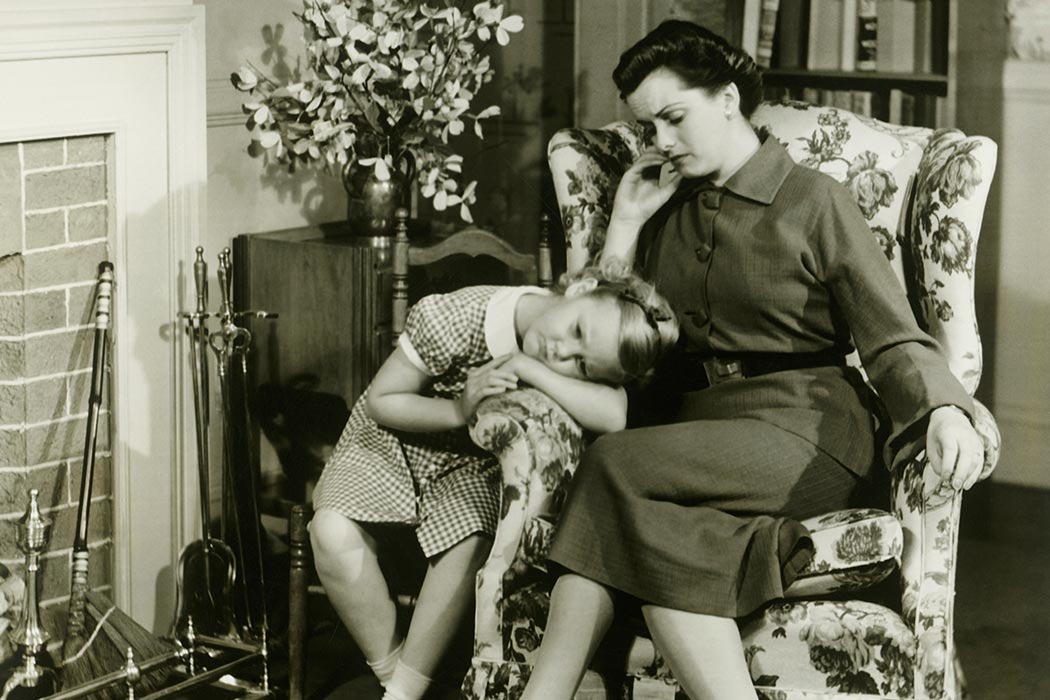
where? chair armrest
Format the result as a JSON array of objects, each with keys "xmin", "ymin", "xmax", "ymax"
[
  {"xmin": 469, "ymin": 387, "xmax": 586, "ymax": 573},
  {"xmin": 467, "ymin": 387, "xmax": 585, "ymax": 662},
  {"xmin": 891, "ymin": 397, "xmax": 997, "ymax": 697}
]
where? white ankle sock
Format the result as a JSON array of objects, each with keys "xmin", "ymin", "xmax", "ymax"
[
  {"xmin": 366, "ymin": 640, "xmax": 403, "ymax": 687},
  {"xmin": 381, "ymin": 659, "xmax": 432, "ymax": 700}
]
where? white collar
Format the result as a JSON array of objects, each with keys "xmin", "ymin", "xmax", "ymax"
[{"xmin": 485, "ymin": 285, "xmax": 551, "ymax": 357}]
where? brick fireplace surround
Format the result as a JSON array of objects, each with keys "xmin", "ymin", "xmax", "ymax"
[
  {"xmin": 0, "ymin": 3, "xmax": 207, "ymax": 632},
  {"xmin": 0, "ymin": 136, "xmax": 115, "ymax": 639}
]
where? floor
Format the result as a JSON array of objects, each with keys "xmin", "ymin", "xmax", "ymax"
[{"xmin": 293, "ymin": 481, "xmax": 1050, "ymax": 699}]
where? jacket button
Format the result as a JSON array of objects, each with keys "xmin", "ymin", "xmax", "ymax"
[{"xmin": 695, "ymin": 244, "xmax": 712, "ymax": 262}]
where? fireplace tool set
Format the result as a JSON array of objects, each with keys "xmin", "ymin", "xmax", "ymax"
[
  {"xmin": 173, "ymin": 246, "xmax": 277, "ymax": 682},
  {"xmin": 0, "ymin": 258, "xmax": 276, "ymax": 699}
]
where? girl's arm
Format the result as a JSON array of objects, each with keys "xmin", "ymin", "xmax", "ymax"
[
  {"xmin": 503, "ymin": 354, "xmax": 627, "ymax": 434},
  {"xmin": 365, "ymin": 349, "xmax": 518, "ymax": 432}
]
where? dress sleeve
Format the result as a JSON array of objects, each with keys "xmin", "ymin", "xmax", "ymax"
[
  {"xmin": 400, "ymin": 292, "xmax": 479, "ymax": 377},
  {"xmin": 813, "ymin": 180, "xmax": 974, "ymax": 465}
]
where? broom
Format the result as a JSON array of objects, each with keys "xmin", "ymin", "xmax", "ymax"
[{"xmin": 58, "ymin": 262, "xmax": 174, "ymax": 699}]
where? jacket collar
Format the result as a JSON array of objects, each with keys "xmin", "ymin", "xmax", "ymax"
[{"xmin": 721, "ymin": 134, "xmax": 793, "ymax": 205}]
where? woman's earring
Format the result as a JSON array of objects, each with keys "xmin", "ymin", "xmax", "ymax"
[{"xmin": 724, "ymin": 110, "xmax": 732, "ymax": 120}]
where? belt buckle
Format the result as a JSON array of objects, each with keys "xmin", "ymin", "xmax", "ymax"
[{"xmin": 703, "ymin": 357, "xmax": 743, "ymax": 386}]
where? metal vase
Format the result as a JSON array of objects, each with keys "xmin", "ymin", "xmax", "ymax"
[{"xmin": 341, "ymin": 160, "xmax": 411, "ymax": 238}]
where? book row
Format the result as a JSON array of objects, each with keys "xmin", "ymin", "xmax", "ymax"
[{"xmin": 763, "ymin": 84, "xmax": 946, "ymax": 127}]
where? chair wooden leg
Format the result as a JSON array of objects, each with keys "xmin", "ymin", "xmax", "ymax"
[{"xmin": 288, "ymin": 503, "xmax": 311, "ymax": 700}]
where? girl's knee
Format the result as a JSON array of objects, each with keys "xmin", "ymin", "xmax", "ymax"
[{"xmin": 310, "ymin": 508, "xmax": 369, "ymax": 557}]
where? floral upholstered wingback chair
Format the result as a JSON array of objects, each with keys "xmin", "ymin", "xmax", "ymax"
[{"xmin": 460, "ymin": 102, "xmax": 1000, "ymax": 700}]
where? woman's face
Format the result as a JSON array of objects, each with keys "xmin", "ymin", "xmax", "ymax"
[{"xmin": 625, "ymin": 67, "xmax": 733, "ymax": 180}]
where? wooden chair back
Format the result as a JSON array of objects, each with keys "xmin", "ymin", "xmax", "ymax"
[{"xmin": 390, "ymin": 207, "xmax": 553, "ymax": 344}]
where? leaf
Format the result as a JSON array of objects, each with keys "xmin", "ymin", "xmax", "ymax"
[
  {"xmin": 257, "ymin": 131, "xmax": 281, "ymax": 149},
  {"xmin": 460, "ymin": 202, "xmax": 473, "ymax": 223},
  {"xmin": 253, "ymin": 105, "xmax": 271, "ymax": 125},
  {"xmin": 374, "ymin": 157, "xmax": 391, "ymax": 181},
  {"xmin": 230, "ymin": 66, "xmax": 258, "ymax": 91}
]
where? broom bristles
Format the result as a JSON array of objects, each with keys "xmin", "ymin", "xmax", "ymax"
[{"xmin": 60, "ymin": 591, "xmax": 175, "ymax": 700}]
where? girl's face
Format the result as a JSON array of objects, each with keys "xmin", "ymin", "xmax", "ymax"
[
  {"xmin": 520, "ymin": 294, "xmax": 625, "ymax": 382},
  {"xmin": 625, "ymin": 67, "xmax": 734, "ymax": 181}
]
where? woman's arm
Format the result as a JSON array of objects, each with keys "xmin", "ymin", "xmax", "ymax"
[
  {"xmin": 503, "ymin": 354, "xmax": 627, "ymax": 433},
  {"xmin": 816, "ymin": 183, "xmax": 983, "ymax": 487},
  {"xmin": 365, "ymin": 349, "xmax": 518, "ymax": 432},
  {"xmin": 604, "ymin": 149, "xmax": 682, "ymax": 263}
]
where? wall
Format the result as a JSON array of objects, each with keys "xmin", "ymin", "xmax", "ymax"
[
  {"xmin": 0, "ymin": 136, "xmax": 115, "ymax": 640},
  {"xmin": 959, "ymin": 0, "xmax": 1050, "ymax": 489}
]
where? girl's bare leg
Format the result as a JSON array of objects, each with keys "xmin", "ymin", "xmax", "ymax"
[
  {"xmin": 642, "ymin": 605, "xmax": 758, "ymax": 700},
  {"xmin": 310, "ymin": 509, "xmax": 400, "ymax": 662},
  {"xmin": 519, "ymin": 574, "xmax": 617, "ymax": 700},
  {"xmin": 398, "ymin": 533, "xmax": 492, "ymax": 676}
]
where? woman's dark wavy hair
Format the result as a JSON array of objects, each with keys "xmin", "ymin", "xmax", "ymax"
[{"xmin": 612, "ymin": 20, "xmax": 763, "ymax": 119}]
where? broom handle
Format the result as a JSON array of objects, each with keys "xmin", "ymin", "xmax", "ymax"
[{"xmin": 64, "ymin": 262, "xmax": 114, "ymax": 648}]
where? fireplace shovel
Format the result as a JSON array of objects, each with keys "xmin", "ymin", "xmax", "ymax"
[{"xmin": 173, "ymin": 247, "xmax": 239, "ymax": 641}]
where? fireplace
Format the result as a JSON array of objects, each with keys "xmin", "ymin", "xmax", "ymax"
[
  {"xmin": 0, "ymin": 134, "xmax": 116, "ymax": 640},
  {"xmin": 0, "ymin": 3, "xmax": 206, "ymax": 633}
]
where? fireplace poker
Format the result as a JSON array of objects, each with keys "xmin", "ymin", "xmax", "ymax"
[{"xmin": 209, "ymin": 247, "xmax": 273, "ymax": 639}]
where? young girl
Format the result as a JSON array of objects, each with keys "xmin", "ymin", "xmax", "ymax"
[{"xmin": 309, "ymin": 259, "xmax": 678, "ymax": 700}]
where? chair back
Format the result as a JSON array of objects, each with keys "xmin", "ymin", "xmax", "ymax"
[
  {"xmin": 390, "ymin": 207, "xmax": 553, "ymax": 344},
  {"xmin": 547, "ymin": 102, "xmax": 997, "ymax": 394}
]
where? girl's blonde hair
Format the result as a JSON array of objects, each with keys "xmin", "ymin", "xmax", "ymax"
[{"xmin": 558, "ymin": 257, "xmax": 679, "ymax": 383}]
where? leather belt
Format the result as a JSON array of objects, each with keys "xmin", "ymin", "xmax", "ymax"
[{"xmin": 671, "ymin": 349, "xmax": 849, "ymax": 390}]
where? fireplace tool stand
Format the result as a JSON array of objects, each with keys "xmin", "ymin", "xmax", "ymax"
[{"xmin": 1, "ymin": 490, "xmax": 57, "ymax": 700}]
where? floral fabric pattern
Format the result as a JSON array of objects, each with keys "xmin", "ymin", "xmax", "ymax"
[{"xmin": 462, "ymin": 102, "xmax": 999, "ymax": 700}]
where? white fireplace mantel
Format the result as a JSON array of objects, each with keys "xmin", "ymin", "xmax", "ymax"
[{"xmin": 0, "ymin": 4, "xmax": 205, "ymax": 631}]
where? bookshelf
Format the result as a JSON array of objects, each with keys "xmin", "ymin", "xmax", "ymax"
[{"xmin": 751, "ymin": 0, "xmax": 958, "ymax": 128}]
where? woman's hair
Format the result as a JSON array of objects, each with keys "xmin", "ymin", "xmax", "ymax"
[
  {"xmin": 613, "ymin": 20, "xmax": 763, "ymax": 119},
  {"xmin": 558, "ymin": 257, "xmax": 679, "ymax": 384}
]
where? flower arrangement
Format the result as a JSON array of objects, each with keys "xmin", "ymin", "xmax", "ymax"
[{"xmin": 231, "ymin": 0, "xmax": 524, "ymax": 222}]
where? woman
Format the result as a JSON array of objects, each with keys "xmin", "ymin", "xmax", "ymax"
[{"xmin": 518, "ymin": 20, "xmax": 985, "ymax": 700}]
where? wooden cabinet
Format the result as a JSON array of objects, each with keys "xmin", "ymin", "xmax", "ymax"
[
  {"xmin": 233, "ymin": 226, "xmax": 394, "ymax": 504},
  {"xmin": 234, "ymin": 225, "xmax": 393, "ymax": 408}
]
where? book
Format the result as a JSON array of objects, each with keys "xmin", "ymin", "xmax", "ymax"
[
  {"xmin": 773, "ymin": 0, "xmax": 807, "ymax": 69},
  {"xmin": 850, "ymin": 90, "xmax": 873, "ymax": 117},
  {"xmin": 888, "ymin": 88, "xmax": 905, "ymax": 124},
  {"xmin": 832, "ymin": 89, "xmax": 853, "ymax": 110},
  {"xmin": 755, "ymin": 0, "xmax": 781, "ymax": 69},
  {"xmin": 807, "ymin": 0, "xmax": 843, "ymax": 70},
  {"xmin": 856, "ymin": 0, "xmax": 877, "ymax": 71},
  {"xmin": 877, "ymin": 0, "xmax": 916, "ymax": 72},
  {"xmin": 914, "ymin": 0, "xmax": 933, "ymax": 73},
  {"xmin": 840, "ymin": 0, "xmax": 857, "ymax": 71},
  {"xmin": 741, "ymin": 0, "xmax": 762, "ymax": 60}
]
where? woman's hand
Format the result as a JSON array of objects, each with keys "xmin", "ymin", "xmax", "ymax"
[
  {"xmin": 456, "ymin": 354, "xmax": 520, "ymax": 422},
  {"xmin": 610, "ymin": 149, "xmax": 683, "ymax": 229},
  {"xmin": 926, "ymin": 405, "xmax": 985, "ymax": 490},
  {"xmin": 603, "ymin": 149, "xmax": 684, "ymax": 263}
]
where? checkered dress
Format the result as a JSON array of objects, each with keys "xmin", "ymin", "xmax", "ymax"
[{"xmin": 312, "ymin": 285, "xmax": 508, "ymax": 558}]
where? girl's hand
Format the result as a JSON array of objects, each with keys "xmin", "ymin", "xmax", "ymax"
[
  {"xmin": 610, "ymin": 148, "xmax": 683, "ymax": 229},
  {"xmin": 456, "ymin": 355, "xmax": 520, "ymax": 421},
  {"xmin": 926, "ymin": 406, "xmax": 985, "ymax": 490}
]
